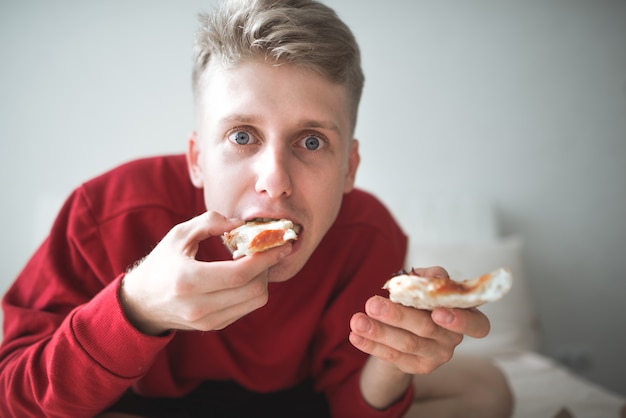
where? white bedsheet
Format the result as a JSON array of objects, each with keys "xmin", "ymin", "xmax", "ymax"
[{"xmin": 494, "ymin": 351, "xmax": 625, "ymax": 418}]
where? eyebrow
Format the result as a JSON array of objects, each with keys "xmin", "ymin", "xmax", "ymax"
[
  {"xmin": 299, "ymin": 120, "xmax": 342, "ymax": 134},
  {"xmin": 221, "ymin": 114, "xmax": 343, "ymax": 135},
  {"xmin": 221, "ymin": 114, "xmax": 263, "ymax": 125}
]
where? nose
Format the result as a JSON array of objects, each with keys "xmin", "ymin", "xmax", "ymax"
[{"xmin": 254, "ymin": 145, "xmax": 293, "ymax": 198}]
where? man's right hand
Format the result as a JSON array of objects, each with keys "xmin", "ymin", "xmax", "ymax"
[{"xmin": 119, "ymin": 211, "xmax": 292, "ymax": 335}]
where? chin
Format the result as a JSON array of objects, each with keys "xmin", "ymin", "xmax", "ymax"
[
  {"xmin": 267, "ymin": 264, "xmax": 299, "ymax": 283},
  {"xmin": 267, "ymin": 255, "xmax": 307, "ymax": 283}
]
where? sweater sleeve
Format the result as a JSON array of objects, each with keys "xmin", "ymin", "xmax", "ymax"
[{"xmin": 0, "ymin": 189, "xmax": 173, "ymax": 417}]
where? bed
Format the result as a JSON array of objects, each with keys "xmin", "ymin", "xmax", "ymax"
[{"xmin": 394, "ymin": 197, "xmax": 626, "ymax": 418}]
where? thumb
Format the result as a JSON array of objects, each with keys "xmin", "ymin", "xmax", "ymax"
[
  {"xmin": 171, "ymin": 211, "xmax": 243, "ymax": 258},
  {"xmin": 431, "ymin": 307, "xmax": 491, "ymax": 339}
]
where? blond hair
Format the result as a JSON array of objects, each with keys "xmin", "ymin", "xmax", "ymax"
[{"xmin": 192, "ymin": 0, "xmax": 364, "ymax": 132}]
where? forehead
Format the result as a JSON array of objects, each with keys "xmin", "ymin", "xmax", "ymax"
[{"xmin": 196, "ymin": 59, "xmax": 354, "ymax": 138}]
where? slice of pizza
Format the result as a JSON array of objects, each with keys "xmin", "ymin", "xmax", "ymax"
[
  {"xmin": 383, "ymin": 267, "xmax": 513, "ymax": 310},
  {"xmin": 223, "ymin": 219, "xmax": 300, "ymax": 259}
]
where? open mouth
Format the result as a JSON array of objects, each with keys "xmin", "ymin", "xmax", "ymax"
[
  {"xmin": 246, "ymin": 218, "xmax": 303, "ymax": 234},
  {"xmin": 248, "ymin": 217, "xmax": 281, "ymax": 223},
  {"xmin": 224, "ymin": 217, "xmax": 303, "ymax": 259}
]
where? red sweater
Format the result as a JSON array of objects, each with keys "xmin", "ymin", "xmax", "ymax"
[{"xmin": 0, "ymin": 155, "xmax": 410, "ymax": 418}]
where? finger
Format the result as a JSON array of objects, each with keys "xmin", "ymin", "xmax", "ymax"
[
  {"xmin": 348, "ymin": 313, "xmax": 447, "ymax": 375},
  {"xmin": 431, "ymin": 307, "xmax": 491, "ymax": 338},
  {"xmin": 185, "ymin": 242, "xmax": 293, "ymax": 294},
  {"xmin": 178, "ymin": 275, "xmax": 270, "ymax": 331},
  {"xmin": 170, "ymin": 211, "xmax": 243, "ymax": 257},
  {"xmin": 361, "ymin": 295, "xmax": 463, "ymax": 354},
  {"xmin": 350, "ymin": 311, "xmax": 433, "ymax": 355},
  {"xmin": 410, "ymin": 266, "xmax": 449, "ymax": 278},
  {"xmin": 365, "ymin": 296, "xmax": 449, "ymax": 340}
]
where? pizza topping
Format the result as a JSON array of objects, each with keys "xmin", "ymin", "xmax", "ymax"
[
  {"xmin": 383, "ymin": 267, "xmax": 513, "ymax": 310},
  {"xmin": 223, "ymin": 219, "xmax": 300, "ymax": 258},
  {"xmin": 249, "ymin": 228, "xmax": 297, "ymax": 251}
]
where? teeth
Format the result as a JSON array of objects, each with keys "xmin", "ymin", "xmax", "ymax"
[{"xmin": 249, "ymin": 218, "xmax": 279, "ymax": 223}]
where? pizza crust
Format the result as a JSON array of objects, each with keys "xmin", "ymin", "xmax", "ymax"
[{"xmin": 383, "ymin": 267, "xmax": 513, "ymax": 310}]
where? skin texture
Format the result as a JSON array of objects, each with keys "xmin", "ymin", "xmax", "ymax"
[
  {"xmin": 349, "ymin": 266, "xmax": 492, "ymax": 410},
  {"xmin": 188, "ymin": 59, "xmax": 360, "ymax": 283},
  {"xmin": 121, "ymin": 59, "xmax": 360, "ymax": 336},
  {"xmin": 118, "ymin": 60, "xmax": 505, "ymax": 415}
]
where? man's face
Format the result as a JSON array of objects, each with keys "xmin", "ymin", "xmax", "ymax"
[{"xmin": 187, "ymin": 59, "xmax": 360, "ymax": 282}]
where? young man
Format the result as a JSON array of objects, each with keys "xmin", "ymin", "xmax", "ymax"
[{"xmin": 0, "ymin": 0, "xmax": 512, "ymax": 417}]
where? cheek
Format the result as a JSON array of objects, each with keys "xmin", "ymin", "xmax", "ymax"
[
  {"xmin": 200, "ymin": 157, "xmax": 250, "ymax": 211},
  {"xmin": 303, "ymin": 171, "xmax": 345, "ymax": 221}
]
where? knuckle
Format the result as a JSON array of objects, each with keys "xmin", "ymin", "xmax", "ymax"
[
  {"xmin": 407, "ymin": 359, "xmax": 435, "ymax": 375},
  {"xmin": 247, "ymin": 282, "xmax": 269, "ymax": 308},
  {"xmin": 227, "ymin": 271, "xmax": 250, "ymax": 288},
  {"xmin": 172, "ymin": 275, "xmax": 193, "ymax": 296},
  {"xmin": 168, "ymin": 222, "xmax": 189, "ymax": 240},
  {"xmin": 252, "ymin": 292, "xmax": 269, "ymax": 309},
  {"xmin": 378, "ymin": 346, "xmax": 402, "ymax": 364},
  {"xmin": 420, "ymin": 318, "xmax": 439, "ymax": 337},
  {"xmin": 248, "ymin": 278, "xmax": 268, "ymax": 297},
  {"xmin": 416, "ymin": 355, "xmax": 446, "ymax": 374},
  {"xmin": 204, "ymin": 317, "xmax": 233, "ymax": 331},
  {"xmin": 388, "ymin": 302, "xmax": 405, "ymax": 324},
  {"xmin": 173, "ymin": 264, "xmax": 198, "ymax": 294},
  {"xmin": 419, "ymin": 362, "xmax": 439, "ymax": 375},
  {"xmin": 180, "ymin": 305, "xmax": 205, "ymax": 324},
  {"xmin": 434, "ymin": 344, "xmax": 456, "ymax": 366},
  {"xmin": 205, "ymin": 211, "xmax": 221, "ymax": 222},
  {"xmin": 398, "ymin": 335, "xmax": 421, "ymax": 354},
  {"xmin": 407, "ymin": 346, "xmax": 456, "ymax": 375},
  {"xmin": 440, "ymin": 348, "xmax": 455, "ymax": 364}
]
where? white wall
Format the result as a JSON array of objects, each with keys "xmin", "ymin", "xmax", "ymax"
[{"xmin": 1, "ymin": 0, "xmax": 624, "ymax": 396}]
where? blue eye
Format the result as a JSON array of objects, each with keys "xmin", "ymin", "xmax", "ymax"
[
  {"xmin": 303, "ymin": 136, "xmax": 321, "ymax": 150},
  {"xmin": 229, "ymin": 131, "xmax": 251, "ymax": 145}
]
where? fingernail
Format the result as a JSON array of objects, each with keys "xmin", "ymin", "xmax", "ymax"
[
  {"xmin": 368, "ymin": 297, "xmax": 387, "ymax": 317},
  {"xmin": 433, "ymin": 308, "xmax": 454, "ymax": 324},
  {"xmin": 355, "ymin": 317, "xmax": 371, "ymax": 333}
]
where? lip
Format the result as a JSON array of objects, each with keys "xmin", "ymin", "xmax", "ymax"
[{"xmin": 243, "ymin": 213, "xmax": 302, "ymax": 229}]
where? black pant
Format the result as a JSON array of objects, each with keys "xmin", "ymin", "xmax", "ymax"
[{"xmin": 105, "ymin": 379, "xmax": 330, "ymax": 418}]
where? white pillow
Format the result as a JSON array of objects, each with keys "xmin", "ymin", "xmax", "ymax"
[{"xmin": 406, "ymin": 236, "xmax": 540, "ymax": 356}]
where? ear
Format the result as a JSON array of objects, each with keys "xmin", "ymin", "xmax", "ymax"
[
  {"xmin": 343, "ymin": 139, "xmax": 361, "ymax": 193},
  {"xmin": 186, "ymin": 131, "xmax": 204, "ymax": 189}
]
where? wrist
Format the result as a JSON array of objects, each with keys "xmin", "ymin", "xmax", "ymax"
[
  {"xmin": 119, "ymin": 272, "xmax": 168, "ymax": 336},
  {"xmin": 360, "ymin": 357, "xmax": 412, "ymax": 410}
]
